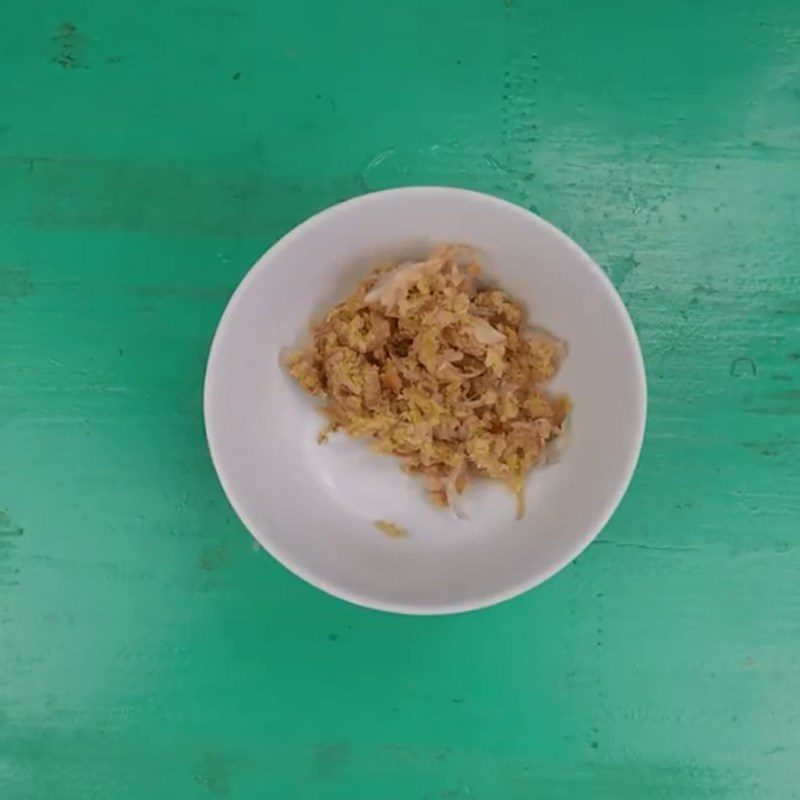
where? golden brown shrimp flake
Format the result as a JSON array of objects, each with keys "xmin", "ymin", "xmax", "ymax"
[
  {"xmin": 286, "ymin": 246, "xmax": 570, "ymax": 516},
  {"xmin": 374, "ymin": 520, "xmax": 409, "ymax": 539}
]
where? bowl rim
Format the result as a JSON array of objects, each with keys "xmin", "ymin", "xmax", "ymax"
[{"xmin": 203, "ymin": 186, "xmax": 648, "ymax": 615}]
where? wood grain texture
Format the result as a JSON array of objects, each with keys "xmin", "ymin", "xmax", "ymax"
[{"xmin": 1, "ymin": 1, "xmax": 799, "ymax": 798}]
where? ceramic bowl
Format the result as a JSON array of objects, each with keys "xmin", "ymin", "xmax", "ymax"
[{"xmin": 204, "ymin": 187, "xmax": 646, "ymax": 614}]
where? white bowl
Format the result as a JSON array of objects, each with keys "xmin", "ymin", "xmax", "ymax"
[{"xmin": 204, "ymin": 187, "xmax": 646, "ymax": 614}]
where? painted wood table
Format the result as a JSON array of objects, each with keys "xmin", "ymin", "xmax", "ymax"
[{"xmin": 2, "ymin": 1, "xmax": 799, "ymax": 798}]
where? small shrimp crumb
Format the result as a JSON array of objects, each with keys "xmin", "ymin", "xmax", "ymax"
[{"xmin": 374, "ymin": 520, "xmax": 409, "ymax": 539}]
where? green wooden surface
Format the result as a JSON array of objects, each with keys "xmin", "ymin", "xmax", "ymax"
[{"xmin": 2, "ymin": 1, "xmax": 800, "ymax": 798}]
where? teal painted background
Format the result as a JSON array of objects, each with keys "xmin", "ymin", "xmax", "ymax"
[{"xmin": 2, "ymin": 1, "xmax": 800, "ymax": 798}]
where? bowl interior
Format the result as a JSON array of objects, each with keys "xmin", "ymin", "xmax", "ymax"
[{"xmin": 205, "ymin": 188, "xmax": 646, "ymax": 613}]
